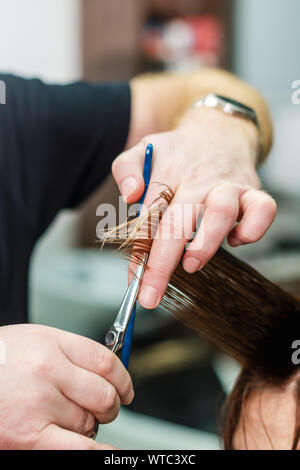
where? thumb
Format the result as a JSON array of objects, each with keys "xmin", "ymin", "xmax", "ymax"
[{"xmin": 112, "ymin": 142, "xmax": 145, "ymax": 203}]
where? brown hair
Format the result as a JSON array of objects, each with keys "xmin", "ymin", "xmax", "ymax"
[
  {"xmin": 163, "ymin": 249, "xmax": 300, "ymax": 449},
  {"xmin": 100, "ymin": 186, "xmax": 300, "ymax": 449}
]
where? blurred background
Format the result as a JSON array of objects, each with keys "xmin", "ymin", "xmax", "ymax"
[{"xmin": 0, "ymin": 0, "xmax": 299, "ymax": 449}]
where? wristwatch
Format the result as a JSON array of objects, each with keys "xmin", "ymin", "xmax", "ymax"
[
  {"xmin": 191, "ymin": 93, "xmax": 259, "ymax": 128},
  {"xmin": 191, "ymin": 93, "xmax": 262, "ymax": 161}
]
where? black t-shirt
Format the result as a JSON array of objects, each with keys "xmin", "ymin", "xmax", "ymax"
[{"xmin": 0, "ymin": 74, "xmax": 131, "ymax": 326}]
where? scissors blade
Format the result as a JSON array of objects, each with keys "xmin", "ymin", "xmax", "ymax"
[{"xmin": 105, "ymin": 259, "xmax": 147, "ymax": 352}]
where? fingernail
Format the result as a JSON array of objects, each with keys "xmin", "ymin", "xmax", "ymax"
[
  {"xmin": 139, "ymin": 286, "xmax": 159, "ymax": 309},
  {"xmin": 120, "ymin": 177, "xmax": 136, "ymax": 200},
  {"xmin": 184, "ymin": 257, "xmax": 203, "ymax": 273}
]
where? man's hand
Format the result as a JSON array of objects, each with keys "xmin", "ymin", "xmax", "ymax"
[
  {"xmin": 112, "ymin": 107, "xmax": 276, "ymax": 309},
  {"xmin": 0, "ymin": 324, "xmax": 134, "ymax": 450}
]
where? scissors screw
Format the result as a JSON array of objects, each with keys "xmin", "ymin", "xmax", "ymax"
[{"xmin": 105, "ymin": 331, "xmax": 117, "ymax": 348}]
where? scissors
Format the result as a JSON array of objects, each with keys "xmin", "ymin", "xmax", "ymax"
[
  {"xmin": 105, "ymin": 255, "xmax": 148, "ymax": 353},
  {"xmin": 105, "ymin": 143, "xmax": 153, "ymax": 361}
]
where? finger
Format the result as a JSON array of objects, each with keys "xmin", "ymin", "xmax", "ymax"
[
  {"xmin": 53, "ymin": 329, "xmax": 134, "ymax": 405},
  {"xmin": 112, "ymin": 142, "xmax": 146, "ymax": 203},
  {"xmin": 127, "ymin": 183, "xmax": 173, "ymax": 284},
  {"xmin": 35, "ymin": 423, "xmax": 115, "ymax": 450},
  {"xmin": 127, "ymin": 146, "xmax": 178, "ymax": 283},
  {"xmin": 58, "ymin": 362, "xmax": 121, "ymax": 424},
  {"xmin": 227, "ymin": 189, "xmax": 277, "ymax": 247},
  {"xmin": 138, "ymin": 191, "xmax": 201, "ymax": 308},
  {"xmin": 54, "ymin": 390, "xmax": 96, "ymax": 436},
  {"xmin": 182, "ymin": 183, "xmax": 239, "ymax": 273}
]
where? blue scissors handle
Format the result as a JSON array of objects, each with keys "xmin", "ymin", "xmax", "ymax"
[
  {"xmin": 105, "ymin": 144, "xmax": 153, "ymax": 368},
  {"xmin": 121, "ymin": 144, "xmax": 153, "ymax": 368}
]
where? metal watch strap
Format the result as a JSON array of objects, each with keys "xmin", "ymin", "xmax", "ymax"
[{"xmin": 191, "ymin": 94, "xmax": 263, "ymax": 163}]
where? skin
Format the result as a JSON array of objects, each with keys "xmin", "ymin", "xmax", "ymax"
[
  {"xmin": 0, "ymin": 324, "xmax": 133, "ymax": 449},
  {"xmin": 0, "ymin": 68, "xmax": 275, "ymax": 450},
  {"xmin": 233, "ymin": 379, "xmax": 298, "ymax": 450},
  {"xmin": 112, "ymin": 70, "xmax": 276, "ymax": 309}
]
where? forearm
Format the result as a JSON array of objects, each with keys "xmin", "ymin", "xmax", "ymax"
[{"xmin": 128, "ymin": 68, "xmax": 273, "ymax": 164}]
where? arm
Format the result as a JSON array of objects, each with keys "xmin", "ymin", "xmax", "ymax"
[
  {"xmin": 0, "ymin": 76, "xmax": 134, "ymax": 449},
  {"xmin": 127, "ymin": 68, "xmax": 272, "ymax": 161},
  {"xmin": 112, "ymin": 68, "xmax": 276, "ymax": 309}
]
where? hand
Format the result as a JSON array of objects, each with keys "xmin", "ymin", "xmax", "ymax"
[
  {"xmin": 112, "ymin": 107, "xmax": 277, "ymax": 309},
  {"xmin": 0, "ymin": 324, "xmax": 134, "ymax": 450}
]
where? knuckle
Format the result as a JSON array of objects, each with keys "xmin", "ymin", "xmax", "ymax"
[
  {"xmin": 75, "ymin": 408, "xmax": 94, "ymax": 435},
  {"xmin": 237, "ymin": 229, "xmax": 258, "ymax": 244},
  {"xmin": 210, "ymin": 202, "xmax": 236, "ymax": 219},
  {"xmin": 30, "ymin": 325, "xmax": 51, "ymax": 343},
  {"xmin": 30, "ymin": 388, "xmax": 53, "ymax": 407},
  {"xmin": 102, "ymin": 383, "xmax": 117, "ymax": 413},
  {"xmin": 28, "ymin": 328, "xmax": 57, "ymax": 378},
  {"xmin": 147, "ymin": 263, "xmax": 167, "ymax": 278},
  {"xmin": 100, "ymin": 410, "xmax": 119, "ymax": 425},
  {"xmin": 85, "ymin": 414, "xmax": 96, "ymax": 435},
  {"xmin": 261, "ymin": 195, "xmax": 277, "ymax": 216},
  {"xmin": 100, "ymin": 408, "xmax": 119, "ymax": 424},
  {"xmin": 31, "ymin": 356, "xmax": 53, "ymax": 379},
  {"xmin": 97, "ymin": 345, "xmax": 115, "ymax": 377},
  {"xmin": 123, "ymin": 382, "xmax": 134, "ymax": 405},
  {"xmin": 111, "ymin": 155, "xmax": 123, "ymax": 176},
  {"xmin": 73, "ymin": 407, "xmax": 87, "ymax": 433},
  {"xmin": 160, "ymin": 217, "xmax": 180, "ymax": 236},
  {"xmin": 120, "ymin": 373, "xmax": 134, "ymax": 405}
]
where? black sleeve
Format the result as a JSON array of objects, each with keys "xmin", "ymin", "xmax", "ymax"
[
  {"xmin": 0, "ymin": 74, "xmax": 130, "ymax": 326},
  {"xmin": 0, "ymin": 74, "xmax": 131, "ymax": 236}
]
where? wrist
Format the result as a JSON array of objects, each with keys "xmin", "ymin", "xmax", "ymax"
[
  {"xmin": 177, "ymin": 106, "xmax": 260, "ymax": 166},
  {"xmin": 129, "ymin": 73, "xmax": 188, "ymax": 140}
]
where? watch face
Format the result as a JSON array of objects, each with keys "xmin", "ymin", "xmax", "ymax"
[{"xmin": 216, "ymin": 95, "xmax": 255, "ymax": 114}]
